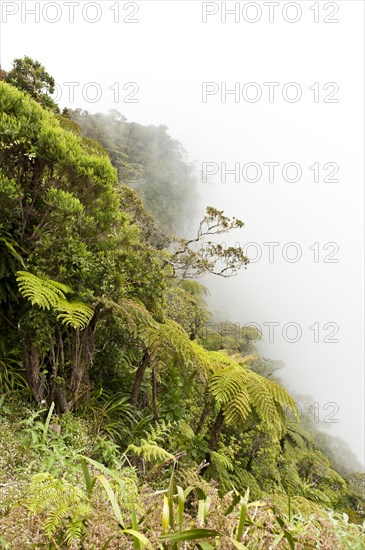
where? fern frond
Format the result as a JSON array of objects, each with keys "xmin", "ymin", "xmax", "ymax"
[
  {"xmin": 224, "ymin": 391, "xmax": 251, "ymax": 424},
  {"xmin": 190, "ymin": 340, "xmax": 214, "ymax": 374},
  {"xmin": 64, "ymin": 517, "xmax": 86, "ymax": 545},
  {"xmin": 281, "ymin": 466, "xmax": 304, "ymax": 494},
  {"xmin": 286, "ymin": 430, "xmax": 306, "ymax": 449},
  {"xmin": 16, "ymin": 271, "xmax": 93, "ymax": 329},
  {"xmin": 99, "ymin": 296, "xmax": 158, "ymax": 335},
  {"xmin": 243, "ymin": 371, "xmax": 277, "ymax": 425},
  {"xmin": 144, "ymin": 320, "xmax": 212, "ymax": 379},
  {"xmin": 143, "ymin": 420, "xmax": 173, "ymax": 445},
  {"xmin": 16, "ymin": 270, "xmax": 71, "ymax": 309},
  {"xmin": 231, "ymin": 469, "xmax": 263, "ymax": 500},
  {"xmin": 44, "ymin": 503, "xmax": 69, "ymax": 537},
  {"xmin": 145, "ymin": 320, "xmax": 191, "ymax": 361},
  {"xmin": 208, "ymin": 352, "xmax": 297, "ymax": 437},
  {"xmin": 127, "ymin": 441, "xmax": 175, "ymax": 463},
  {"xmin": 209, "ymin": 451, "xmax": 234, "ymax": 492},
  {"xmin": 302, "ymin": 485, "xmax": 331, "ymax": 505},
  {"xmin": 209, "ymin": 366, "xmax": 249, "ymax": 406},
  {"xmin": 264, "ymin": 379, "xmax": 298, "ymax": 419},
  {"xmin": 285, "ymin": 421, "xmax": 314, "ymax": 449},
  {"xmin": 210, "ymin": 451, "xmax": 234, "ymax": 472},
  {"xmin": 208, "ymin": 350, "xmax": 240, "ymax": 370},
  {"xmin": 26, "ymin": 472, "xmax": 90, "ymax": 542},
  {"xmin": 177, "ymin": 421, "xmax": 195, "ymax": 441},
  {"xmin": 55, "ymin": 298, "xmax": 94, "ymax": 329}
]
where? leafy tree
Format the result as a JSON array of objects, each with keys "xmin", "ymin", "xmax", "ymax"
[
  {"xmin": 163, "ymin": 207, "xmax": 249, "ymax": 279},
  {"xmin": 4, "ymin": 56, "xmax": 59, "ymax": 112},
  {"xmin": 164, "ymin": 280, "xmax": 210, "ymax": 339}
]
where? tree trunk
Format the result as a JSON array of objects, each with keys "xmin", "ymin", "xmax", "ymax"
[
  {"xmin": 52, "ymin": 334, "xmax": 69, "ymax": 415},
  {"xmin": 68, "ymin": 326, "xmax": 94, "ymax": 410},
  {"xmin": 208, "ymin": 408, "xmax": 225, "ymax": 451},
  {"xmin": 23, "ymin": 334, "xmax": 45, "ymax": 404},
  {"xmin": 151, "ymin": 363, "xmax": 159, "ymax": 422},
  {"xmin": 130, "ymin": 350, "xmax": 150, "ymax": 405},
  {"xmin": 196, "ymin": 387, "xmax": 211, "ymax": 433}
]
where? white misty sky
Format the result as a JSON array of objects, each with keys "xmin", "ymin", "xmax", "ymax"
[{"xmin": 0, "ymin": 1, "xmax": 364, "ymax": 464}]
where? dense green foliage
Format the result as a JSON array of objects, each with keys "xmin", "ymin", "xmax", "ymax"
[
  {"xmin": 0, "ymin": 62, "xmax": 364, "ymax": 548},
  {"xmin": 2, "ymin": 56, "xmax": 59, "ymax": 113}
]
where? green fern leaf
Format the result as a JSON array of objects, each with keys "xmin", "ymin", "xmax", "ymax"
[
  {"xmin": 16, "ymin": 271, "xmax": 93, "ymax": 329},
  {"xmin": 208, "ymin": 352, "xmax": 297, "ymax": 438},
  {"xmin": 55, "ymin": 298, "xmax": 94, "ymax": 329},
  {"xmin": 128, "ymin": 441, "xmax": 175, "ymax": 463},
  {"xmin": 16, "ymin": 270, "xmax": 71, "ymax": 309}
]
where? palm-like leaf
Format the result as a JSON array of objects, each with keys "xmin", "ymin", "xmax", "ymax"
[
  {"xmin": 16, "ymin": 270, "xmax": 71, "ymax": 309},
  {"xmin": 209, "ymin": 353, "xmax": 298, "ymax": 438},
  {"xmin": 16, "ymin": 271, "xmax": 93, "ymax": 329},
  {"xmin": 100, "ymin": 296, "xmax": 158, "ymax": 336},
  {"xmin": 55, "ymin": 298, "xmax": 94, "ymax": 330}
]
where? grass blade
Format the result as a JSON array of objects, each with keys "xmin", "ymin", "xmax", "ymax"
[
  {"xmin": 230, "ymin": 539, "xmax": 249, "ymax": 549},
  {"xmin": 97, "ymin": 474, "xmax": 124, "ymax": 527},
  {"xmin": 130, "ymin": 502, "xmax": 141, "ymax": 549},
  {"xmin": 122, "ymin": 529, "xmax": 153, "ymax": 549},
  {"xmin": 236, "ymin": 493, "xmax": 248, "ymax": 542},
  {"xmin": 177, "ymin": 485, "xmax": 185, "ymax": 530},
  {"xmin": 80, "ymin": 457, "xmax": 96, "ymax": 497},
  {"xmin": 167, "ymin": 468, "xmax": 175, "ymax": 531},
  {"xmin": 42, "ymin": 401, "xmax": 55, "ymax": 444},
  {"xmin": 162, "ymin": 495, "xmax": 169, "ymax": 535},
  {"xmin": 80, "ymin": 455, "xmax": 127, "ymax": 490},
  {"xmin": 159, "ymin": 528, "xmax": 221, "ymax": 543}
]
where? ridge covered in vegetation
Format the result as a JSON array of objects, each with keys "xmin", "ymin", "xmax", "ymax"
[{"xmin": 0, "ymin": 57, "xmax": 364, "ymax": 549}]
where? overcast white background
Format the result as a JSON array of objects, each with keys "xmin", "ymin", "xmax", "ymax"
[{"xmin": 0, "ymin": 0, "xmax": 364, "ymax": 464}]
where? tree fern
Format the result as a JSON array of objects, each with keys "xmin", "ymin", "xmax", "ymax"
[
  {"xmin": 55, "ymin": 297, "xmax": 94, "ymax": 329},
  {"xmin": 210, "ymin": 451, "xmax": 235, "ymax": 491},
  {"xmin": 209, "ymin": 353, "xmax": 298, "ymax": 438},
  {"xmin": 284, "ymin": 420, "xmax": 314, "ymax": 449},
  {"xmin": 100, "ymin": 296, "xmax": 158, "ymax": 336},
  {"xmin": 16, "ymin": 270, "xmax": 71, "ymax": 309},
  {"xmin": 100, "ymin": 299, "xmax": 213, "ymax": 385},
  {"xmin": 144, "ymin": 319, "xmax": 212, "ymax": 380},
  {"xmin": 209, "ymin": 365, "xmax": 251, "ymax": 424},
  {"xmin": 16, "ymin": 271, "xmax": 93, "ymax": 329}
]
